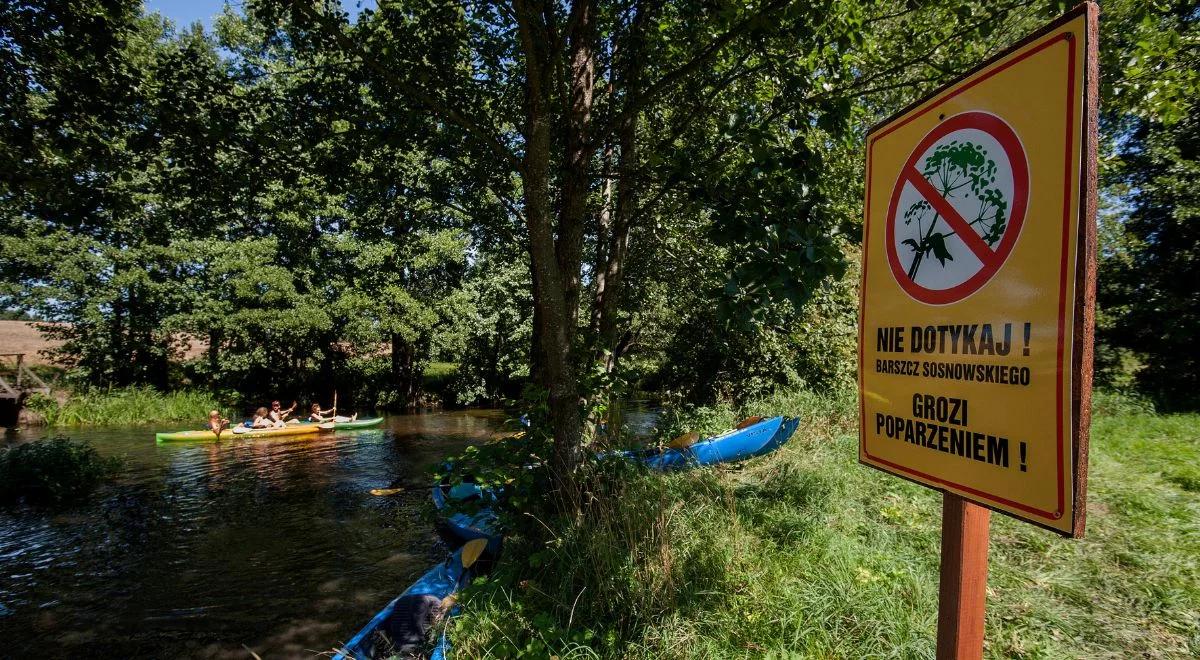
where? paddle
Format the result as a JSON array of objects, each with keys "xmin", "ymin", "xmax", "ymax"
[
  {"xmin": 369, "ymin": 487, "xmax": 405, "ymax": 496},
  {"xmin": 460, "ymin": 538, "xmax": 489, "ymax": 569}
]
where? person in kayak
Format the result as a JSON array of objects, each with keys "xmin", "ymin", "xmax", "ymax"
[
  {"xmin": 308, "ymin": 402, "xmax": 335, "ymax": 423},
  {"xmin": 308, "ymin": 402, "xmax": 357, "ymax": 423},
  {"xmin": 251, "ymin": 407, "xmax": 282, "ymax": 428},
  {"xmin": 207, "ymin": 408, "xmax": 230, "ymax": 439},
  {"xmin": 268, "ymin": 400, "xmax": 298, "ymax": 425},
  {"xmin": 208, "ymin": 410, "xmax": 230, "ymax": 436}
]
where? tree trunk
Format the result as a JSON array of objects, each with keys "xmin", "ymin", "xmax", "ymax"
[
  {"xmin": 596, "ymin": 115, "xmax": 638, "ymax": 370},
  {"xmin": 514, "ymin": 0, "xmax": 593, "ymax": 505},
  {"xmin": 391, "ymin": 333, "xmax": 420, "ymax": 408},
  {"xmin": 208, "ymin": 328, "xmax": 221, "ymax": 384}
]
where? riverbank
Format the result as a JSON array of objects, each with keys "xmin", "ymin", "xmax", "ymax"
[
  {"xmin": 447, "ymin": 390, "xmax": 1198, "ymax": 658},
  {"xmin": 23, "ymin": 388, "xmax": 220, "ymax": 426}
]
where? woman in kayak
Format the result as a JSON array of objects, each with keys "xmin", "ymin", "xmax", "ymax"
[
  {"xmin": 251, "ymin": 407, "xmax": 282, "ymax": 428},
  {"xmin": 308, "ymin": 402, "xmax": 335, "ymax": 423},
  {"xmin": 268, "ymin": 400, "xmax": 298, "ymax": 425},
  {"xmin": 308, "ymin": 403, "xmax": 357, "ymax": 423}
]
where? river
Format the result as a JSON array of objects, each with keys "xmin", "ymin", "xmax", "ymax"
[{"xmin": 0, "ymin": 410, "xmax": 507, "ymax": 658}]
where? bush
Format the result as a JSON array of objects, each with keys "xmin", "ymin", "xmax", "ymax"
[
  {"xmin": 0, "ymin": 437, "xmax": 119, "ymax": 505},
  {"xmin": 449, "ymin": 389, "xmax": 859, "ymax": 657}
]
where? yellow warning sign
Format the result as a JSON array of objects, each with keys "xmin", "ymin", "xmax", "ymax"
[{"xmin": 858, "ymin": 7, "xmax": 1096, "ymax": 536}]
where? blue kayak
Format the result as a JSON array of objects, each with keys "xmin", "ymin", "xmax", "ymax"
[
  {"xmin": 633, "ymin": 415, "xmax": 800, "ymax": 470},
  {"xmin": 430, "ymin": 416, "xmax": 800, "ymax": 536},
  {"xmin": 333, "ymin": 539, "xmax": 491, "ymax": 660},
  {"xmin": 431, "ymin": 479, "xmax": 502, "ymax": 554}
]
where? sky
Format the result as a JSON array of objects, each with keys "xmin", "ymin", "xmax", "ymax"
[{"xmin": 144, "ymin": 1, "xmax": 375, "ymax": 31}]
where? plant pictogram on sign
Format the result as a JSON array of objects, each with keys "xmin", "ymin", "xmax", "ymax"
[
  {"xmin": 900, "ymin": 141, "xmax": 1009, "ymax": 281},
  {"xmin": 885, "ymin": 112, "xmax": 1029, "ymax": 305}
]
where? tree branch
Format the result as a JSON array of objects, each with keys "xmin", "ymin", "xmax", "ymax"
[{"xmin": 594, "ymin": 0, "xmax": 792, "ymax": 144}]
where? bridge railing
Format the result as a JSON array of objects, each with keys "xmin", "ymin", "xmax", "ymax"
[{"xmin": 0, "ymin": 353, "xmax": 51, "ymax": 400}]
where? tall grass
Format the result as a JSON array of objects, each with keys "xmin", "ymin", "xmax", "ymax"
[
  {"xmin": 25, "ymin": 387, "xmax": 220, "ymax": 426},
  {"xmin": 448, "ymin": 389, "xmax": 1199, "ymax": 658}
]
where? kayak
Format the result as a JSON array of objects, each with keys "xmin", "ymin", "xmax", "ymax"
[
  {"xmin": 154, "ymin": 424, "xmax": 324, "ymax": 443},
  {"xmin": 431, "ymin": 478, "xmax": 501, "ymax": 554},
  {"xmin": 633, "ymin": 415, "xmax": 801, "ymax": 470},
  {"xmin": 333, "ymin": 539, "xmax": 492, "ymax": 660},
  {"xmin": 301, "ymin": 416, "xmax": 384, "ymax": 430}
]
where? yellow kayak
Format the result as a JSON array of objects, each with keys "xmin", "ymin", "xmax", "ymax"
[{"xmin": 155, "ymin": 423, "xmax": 328, "ymax": 443}]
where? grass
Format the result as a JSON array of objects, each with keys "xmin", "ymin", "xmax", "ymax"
[
  {"xmin": 25, "ymin": 387, "xmax": 220, "ymax": 426},
  {"xmin": 447, "ymin": 389, "xmax": 1199, "ymax": 658}
]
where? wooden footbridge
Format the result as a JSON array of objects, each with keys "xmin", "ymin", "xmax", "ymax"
[{"xmin": 0, "ymin": 353, "xmax": 51, "ymax": 401}]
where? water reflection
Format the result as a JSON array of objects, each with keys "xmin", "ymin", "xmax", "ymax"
[{"xmin": 0, "ymin": 410, "xmax": 505, "ymax": 658}]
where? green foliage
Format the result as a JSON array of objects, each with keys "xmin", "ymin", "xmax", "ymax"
[
  {"xmin": 448, "ymin": 256, "xmax": 533, "ymax": 406},
  {"xmin": 649, "ymin": 258, "xmax": 858, "ymax": 405},
  {"xmin": 1100, "ymin": 101, "xmax": 1200, "ymax": 409},
  {"xmin": 449, "ymin": 389, "xmax": 1200, "ymax": 657},
  {"xmin": 0, "ymin": 437, "xmax": 120, "ymax": 505},
  {"xmin": 25, "ymin": 388, "xmax": 220, "ymax": 426}
]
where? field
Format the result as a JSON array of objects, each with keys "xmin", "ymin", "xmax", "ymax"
[
  {"xmin": 0, "ymin": 321, "xmax": 206, "ymax": 367},
  {"xmin": 449, "ymin": 391, "xmax": 1200, "ymax": 659},
  {"xmin": 0, "ymin": 321, "xmax": 63, "ymax": 365}
]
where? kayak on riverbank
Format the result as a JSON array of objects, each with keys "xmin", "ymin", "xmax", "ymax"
[
  {"xmin": 334, "ymin": 415, "xmax": 800, "ymax": 659},
  {"xmin": 333, "ymin": 539, "xmax": 492, "ymax": 660}
]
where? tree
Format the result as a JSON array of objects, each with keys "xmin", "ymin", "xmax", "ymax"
[
  {"xmin": 269, "ymin": 0, "xmax": 1060, "ymax": 502},
  {"xmin": 1101, "ymin": 103, "xmax": 1200, "ymax": 407}
]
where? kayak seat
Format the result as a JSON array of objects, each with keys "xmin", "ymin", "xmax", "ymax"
[
  {"xmin": 735, "ymin": 416, "xmax": 765, "ymax": 430},
  {"xmin": 376, "ymin": 594, "xmax": 445, "ymax": 656},
  {"xmin": 667, "ymin": 431, "xmax": 700, "ymax": 449}
]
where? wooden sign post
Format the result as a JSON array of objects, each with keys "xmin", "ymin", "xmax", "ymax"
[
  {"xmin": 936, "ymin": 494, "xmax": 990, "ymax": 659},
  {"xmin": 857, "ymin": 4, "xmax": 1098, "ymax": 658}
]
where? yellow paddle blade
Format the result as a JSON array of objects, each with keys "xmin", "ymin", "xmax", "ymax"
[
  {"xmin": 735, "ymin": 416, "xmax": 765, "ymax": 430},
  {"xmin": 369, "ymin": 487, "xmax": 404, "ymax": 496},
  {"xmin": 667, "ymin": 431, "xmax": 700, "ymax": 449},
  {"xmin": 461, "ymin": 538, "xmax": 489, "ymax": 569}
]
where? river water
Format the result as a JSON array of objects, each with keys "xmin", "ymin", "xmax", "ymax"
[{"xmin": 0, "ymin": 410, "xmax": 507, "ymax": 658}]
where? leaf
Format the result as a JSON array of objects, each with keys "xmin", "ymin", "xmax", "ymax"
[
  {"xmin": 902, "ymin": 238, "xmax": 920, "ymax": 252},
  {"xmin": 927, "ymin": 233, "xmax": 954, "ymax": 267}
]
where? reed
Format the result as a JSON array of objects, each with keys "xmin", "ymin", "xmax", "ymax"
[{"xmin": 25, "ymin": 387, "xmax": 220, "ymax": 426}]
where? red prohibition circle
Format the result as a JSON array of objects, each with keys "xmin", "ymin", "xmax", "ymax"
[{"xmin": 884, "ymin": 111, "xmax": 1029, "ymax": 305}]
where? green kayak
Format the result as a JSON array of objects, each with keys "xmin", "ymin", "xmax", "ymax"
[{"xmin": 303, "ymin": 416, "xmax": 384, "ymax": 430}]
